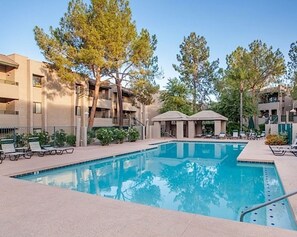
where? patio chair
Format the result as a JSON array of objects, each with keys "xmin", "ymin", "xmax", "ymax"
[
  {"xmin": 0, "ymin": 139, "xmax": 32, "ymax": 161},
  {"xmin": 240, "ymin": 131, "xmax": 247, "ymax": 139},
  {"xmin": 205, "ymin": 132, "xmax": 213, "ymax": 138},
  {"xmin": 232, "ymin": 130, "xmax": 239, "ymax": 139},
  {"xmin": 219, "ymin": 132, "xmax": 226, "ymax": 139},
  {"xmin": 0, "ymin": 150, "xmax": 3, "ymax": 164},
  {"xmin": 28, "ymin": 137, "xmax": 56, "ymax": 157},
  {"xmin": 29, "ymin": 137, "xmax": 74, "ymax": 156},
  {"xmin": 269, "ymin": 145, "xmax": 297, "ymax": 156}
]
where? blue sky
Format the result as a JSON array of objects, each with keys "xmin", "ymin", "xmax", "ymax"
[{"xmin": 1, "ymin": 0, "xmax": 297, "ymax": 87}]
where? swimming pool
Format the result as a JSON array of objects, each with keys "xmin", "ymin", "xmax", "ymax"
[{"xmin": 18, "ymin": 141, "xmax": 297, "ymax": 230}]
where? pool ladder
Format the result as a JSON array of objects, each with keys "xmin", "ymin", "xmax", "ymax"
[{"xmin": 240, "ymin": 189, "xmax": 297, "ymax": 222}]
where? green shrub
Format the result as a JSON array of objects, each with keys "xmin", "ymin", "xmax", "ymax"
[
  {"xmin": 15, "ymin": 134, "xmax": 25, "ymax": 147},
  {"xmin": 52, "ymin": 129, "xmax": 67, "ymax": 147},
  {"xmin": 112, "ymin": 128, "xmax": 127, "ymax": 144},
  {"xmin": 96, "ymin": 128, "xmax": 113, "ymax": 146},
  {"xmin": 265, "ymin": 134, "xmax": 286, "ymax": 145},
  {"xmin": 226, "ymin": 122, "xmax": 240, "ymax": 135},
  {"xmin": 66, "ymin": 134, "xmax": 76, "ymax": 146},
  {"xmin": 279, "ymin": 132, "xmax": 288, "ymax": 144},
  {"xmin": 30, "ymin": 131, "xmax": 51, "ymax": 146},
  {"xmin": 87, "ymin": 129, "xmax": 96, "ymax": 144},
  {"xmin": 258, "ymin": 123, "xmax": 265, "ymax": 132},
  {"xmin": 5, "ymin": 133, "xmax": 28, "ymax": 147},
  {"xmin": 127, "ymin": 127, "xmax": 140, "ymax": 142}
]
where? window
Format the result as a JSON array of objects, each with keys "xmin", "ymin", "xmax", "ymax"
[
  {"xmin": 33, "ymin": 102, "xmax": 42, "ymax": 114},
  {"xmin": 76, "ymin": 85, "xmax": 83, "ymax": 95},
  {"xmin": 33, "ymin": 75, "xmax": 42, "ymax": 87},
  {"xmin": 75, "ymin": 106, "xmax": 81, "ymax": 116}
]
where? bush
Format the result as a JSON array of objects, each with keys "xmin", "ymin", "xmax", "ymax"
[
  {"xmin": 96, "ymin": 128, "xmax": 113, "ymax": 146},
  {"xmin": 127, "ymin": 127, "xmax": 140, "ymax": 142},
  {"xmin": 30, "ymin": 131, "xmax": 51, "ymax": 146},
  {"xmin": 258, "ymin": 123, "xmax": 265, "ymax": 132},
  {"xmin": 112, "ymin": 128, "xmax": 127, "ymax": 144},
  {"xmin": 265, "ymin": 134, "xmax": 286, "ymax": 145},
  {"xmin": 6, "ymin": 133, "xmax": 28, "ymax": 147},
  {"xmin": 66, "ymin": 134, "xmax": 76, "ymax": 146},
  {"xmin": 87, "ymin": 129, "xmax": 96, "ymax": 144},
  {"xmin": 52, "ymin": 129, "xmax": 67, "ymax": 147},
  {"xmin": 226, "ymin": 122, "xmax": 240, "ymax": 135}
]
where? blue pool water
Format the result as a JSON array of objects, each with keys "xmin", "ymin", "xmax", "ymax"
[{"xmin": 18, "ymin": 142, "xmax": 297, "ymax": 230}]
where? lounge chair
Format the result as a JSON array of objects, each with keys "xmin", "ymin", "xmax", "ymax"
[
  {"xmin": 29, "ymin": 137, "xmax": 74, "ymax": 156},
  {"xmin": 205, "ymin": 133, "xmax": 213, "ymax": 138},
  {"xmin": 0, "ymin": 138, "xmax": 32, "ymax": 161},
  {"xmin": 240, "ymin": 131, "xmax": 247, "ymax": 139},
  {"xmin": 219, "ymin": 132, "xmax": 226, "ymax": 139},
  {"xmin": 28, "ymin": 137, "xmax": 56, "ymax": 157},
  {"xmin": 0, "ymin": 150, "xmax": 3, "ymax": 164},
  {"xmin": 232, "ymin": 130, "xmax": 239, "ymax": 139},
  {"xmin": 269, "ymin": 145, "xmax": 297, "ymax": 156}
]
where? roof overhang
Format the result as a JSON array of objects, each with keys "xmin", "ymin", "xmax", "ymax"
[{"xmin": 0, "ymin": 55, "xmax": 19, "ymax": 69}]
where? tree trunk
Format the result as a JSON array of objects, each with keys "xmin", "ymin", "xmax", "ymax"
[
  {"xmin": 116, "ymin": 79, "xmax": 124, "ymax": 127},
  {"xmin": 251, "ymin": 87, "xmax": 258, "ymax": 129},
  {"xmin": 193, "ymin": 88, "xmax": 197, "ymax": 114},
  {"xmin": 192, "ymin": 70, "xmax": 198, "ymax": 114},
  {"xmin": 239, "ymin": 83, "xmax": 243, "ymax": 132},
  {"xmin": 88, "ymin": 75, "xmax": 101, "ymax": 128}
]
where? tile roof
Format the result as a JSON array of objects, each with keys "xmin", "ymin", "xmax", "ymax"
[{"xmin": 0, "ymin": 54, "xmax": 19, "ymax": 68}]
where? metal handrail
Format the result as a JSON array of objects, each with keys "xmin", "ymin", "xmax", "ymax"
[
  {"xmin": 133, "ymin": 117, "xmax": 145, "ymax": 126},
  {"xmin": 240, "ymin": 190, "xmax": 297, "ymax": 222}
]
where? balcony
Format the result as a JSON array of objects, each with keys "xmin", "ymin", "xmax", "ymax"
[
  {"xmin": 123, "ymin": 102, "xmax": 137, "ymax": 112},
  {"xmin": 112, "ymin": 117, "xmax": 137, "ymax": 126},
  {"xmin": 0, "ymin": 110, "xmax": 19, "ymax": 127},
  {"xmin": 0, "ymin": 79, "xmax": 19, "ymax": 100},
  {"xmin": 88, "ymin": 97, "xmax": 112, "ymax": 109},
  {"xmin": 93, "ymin": 117, "xmax": 113, "ymax": 127},
  {"xmin": 258, "ymin": 101, "xmax": 280, "ymax": 111}
]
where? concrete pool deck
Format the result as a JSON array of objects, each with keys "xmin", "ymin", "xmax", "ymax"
[{"xmin": 0, "ymin": 139, "xmax": 297, "ymax": 237}]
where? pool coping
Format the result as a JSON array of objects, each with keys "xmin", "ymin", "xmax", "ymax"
[{"xmin": 1, "ymin": 138, "xmax": 297, "ymax": 237}]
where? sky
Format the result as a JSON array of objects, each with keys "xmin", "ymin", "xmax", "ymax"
[{"xmin": 1, "ymin": 0, "xmax": 297, "ymax": 88}]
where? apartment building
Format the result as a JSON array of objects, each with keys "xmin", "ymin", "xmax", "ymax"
[
  {"xmin": 257, "ymin": 85, "xmax": 293, "ymax": 125},
  {"xmin": 0, "ymin": 53, "xmax": 143, "ymax": 133}
]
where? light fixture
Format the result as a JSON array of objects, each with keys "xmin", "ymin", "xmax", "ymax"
[{"xmin": 290, "ymin": 108, "xmax": 296, "ymax": 113}]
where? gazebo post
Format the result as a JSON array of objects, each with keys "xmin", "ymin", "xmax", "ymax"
[
  {"xmin": 214, "ymin": 120, "xmax": 221, "ymax": 136},
  {"xmin": 153, "ymin": 121, "xmax": 161, "ymax": 139},
  {"xmin": 222, "ymin": 121, "xmax": 227, "ymax": 133},
  {"xmin": 176, "ymin": 121, "xmax": 184, "ymax": 139},
  {"xmin": 196, "ymin": 121, "xmax": 202, "ymax": 134},
  {"xmin": 188, "ymin": 121, "xmax": 195, "ymax": 138}
]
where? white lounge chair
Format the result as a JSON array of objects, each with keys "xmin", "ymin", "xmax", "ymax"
[
  {"xmin": 219, "ymin": 132, "xmax": 226, "ymax": 139},
  {"xmin": 232, "ymin": 130, "xmax": 239, "ymax": 139},
  {"xmin": 240, "ymin": 131, "xmax": 247, "ymax": 139},
  {"xmin": 0, "ymin": 139, "xmax": 32, "ymax": 161},
  {"xmin": 269, "ymin": 145, "xmax": 297, "ymax": 156},
  {"xmin": 29, "ymin": 137, "xmax": 74, "ymax": 156}
]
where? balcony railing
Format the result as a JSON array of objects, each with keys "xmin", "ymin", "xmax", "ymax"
[
  {"xmin": 258, "ymin": 99, "xmax": 279, "ymax": 104},
  {"xmin": 265, "ymin": 115, "xmax": 278, "ymax": 124},
  {"xmin": 112, "ymin": 117, "xmax": 138, "ymax": 126},
  {"xmin": 0, "ymin": 110, "xmax": 19, "ymax": 115},
  {"xmin": 0, "ymin": 79, "xmax": 18, "ymax": 86},
  {"xmin": 281, "ymin": 115, "xmax": 286, "ymax": 122}
]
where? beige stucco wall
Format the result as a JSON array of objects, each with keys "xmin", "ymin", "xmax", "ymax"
[
  {"xmin": 1, "ymin": 54, "xmax": 144, "ymax": 134},
  {"xmin": 9, "ymin": 54, "xmax": 30, "ymax": 128},
  {"xmin": 4, "ymin": 54, "xmax": 76, "ymax": 130}
]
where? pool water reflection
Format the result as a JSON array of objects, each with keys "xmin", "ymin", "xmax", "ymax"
[{"xmin": 19, "ymin": 142, "xmax": 297, "ymax": 230}]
